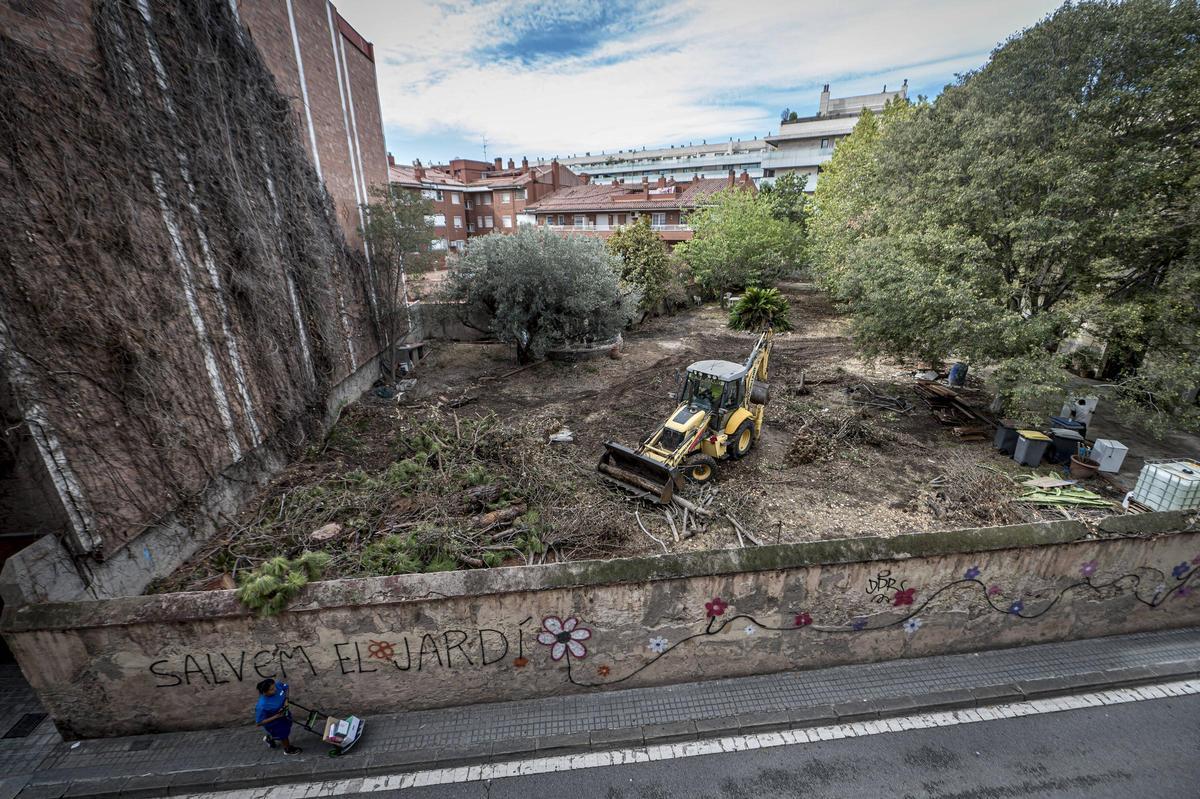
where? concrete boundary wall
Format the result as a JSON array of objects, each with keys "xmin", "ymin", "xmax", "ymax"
[{"xmin": 3, "ymin": 511, "xmax": 1198, "ymax": 738}]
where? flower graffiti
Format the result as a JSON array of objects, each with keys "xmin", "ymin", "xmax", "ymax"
[
  {"xmin": 1172, "ymin": 562, "xmax": 1191, "ymax": 580},
  {"xmin": 988, "ymin": 585, "xmax": 1003, "ymax": 597},
  {"xmin": 744, "ymin": 625, "xmax": 756, "ymax": 636},
  {"xmin": 597, "ymin": 665, "xmax": 611, "ymax": 677},
  {"xmin": 366, "ymin": 640, "xmax": 395, "ymax": 660},
  {"xmin": 794, "ymin": 612, "xmax": 813, "ymax": 628},
  {"xmin": 647, "ymin": 636, "xmax": 669, "ymax": 654},
  {"xmin": 1008, "ymin": 600, "xmax": 1024, "ymax": 615},
  {"xmin": 964, "ymin": 566, "xmax": 981, "ymax": 580},
  {"xmin": 893, "ymin": 587, "xmax": 917, "ymax": 607},
  {"xmin": 1179, "ymin": 586, "xmax": 1194, "ymax": 599},
  {"xmin": 903, "ymin": 618, "xmax": 923, "ymax": 635},
  {"xmin": 705, "ymin": 597, "xmax": 729, "ymax": 618},
  {"xmin": 851, "ymin": 617, "xmax": 868, "ymax": 631},
  {"xmin": 537, "ymin": 616, "xmax": 591, "ymax": 661},
  {"xmin": 1081, "ymin": 560, "xmax": 1099, "ymax": 577}
]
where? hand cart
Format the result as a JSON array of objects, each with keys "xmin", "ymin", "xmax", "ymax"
[{"xmin": 287, "ymin": 700, "xmax": 365, "ymax": 757}]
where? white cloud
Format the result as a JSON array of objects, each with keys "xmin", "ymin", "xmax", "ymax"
[{"xmin": 335, "ymin": 0, "xmax": 1063, "ymax": 159}]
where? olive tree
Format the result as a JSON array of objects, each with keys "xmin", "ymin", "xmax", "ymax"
[{"xmin": 441, "ymin": 227, "xmax": 637, "ymax": 363}]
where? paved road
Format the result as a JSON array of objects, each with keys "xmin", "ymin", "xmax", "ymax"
[{"xmin": 355, "ymin": 692, "xmax": 1200, "ymax": 799}]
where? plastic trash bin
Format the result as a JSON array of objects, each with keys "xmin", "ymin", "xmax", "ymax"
[
  {"xmin": 993, "ymin": 421, "xmax": 1019, "ymax": 456},
  {"xmin": 1049, "ymin": 428, "xmax": 1086, "ymax": 463},
  {"xmin": 1049, "ymin": 416, "xmax": 1086, "ymax": 438},
  {"xmin": 1091, "ymin": 439, "xmax": 1128, "ymax": 474},
  {"xmin": 1014, "ymin": 430, "xmax": 1051, "ymax": 467}
]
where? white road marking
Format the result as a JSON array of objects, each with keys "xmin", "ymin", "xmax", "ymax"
[{"xmin": 185, "ymin": 679, "xmax": 1200, "ymax": 798}]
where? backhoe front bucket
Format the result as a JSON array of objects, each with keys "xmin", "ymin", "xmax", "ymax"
[{"xmin": 598, "ymin": 442, "xmax": 681, "ymax": 504}]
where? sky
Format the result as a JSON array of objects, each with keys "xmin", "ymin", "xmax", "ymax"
[{"xmin": 336, "ymin": 0, "xmax": 1065, "ymax": 167}]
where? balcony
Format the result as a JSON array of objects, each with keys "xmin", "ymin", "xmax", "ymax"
[{"xmin": 544, "ymin": 223, "xmax": 694, "ymax": 242}]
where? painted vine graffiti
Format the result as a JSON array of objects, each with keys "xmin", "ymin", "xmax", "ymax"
[
  {"xmin": 554, "ymin": 554, "xmax": 1200, "ymax": 688},
  {"xmin": 142, "ymin": 551, "xmax": 1200, "ymax": 692}
]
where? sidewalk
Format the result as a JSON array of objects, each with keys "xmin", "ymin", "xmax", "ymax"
[{"xmin": 5, "ymin": 627, "xmax": 1200, "ymax": 798}]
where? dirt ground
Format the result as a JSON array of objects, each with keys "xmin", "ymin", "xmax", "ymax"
[{"xmin": 156, "ymin": 283, "xmax": 1166, "ymax": 592}]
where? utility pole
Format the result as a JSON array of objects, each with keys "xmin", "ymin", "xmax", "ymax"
[{"xmin": 481, "ymin": 135, "xmax": 488, "ymax": 162}]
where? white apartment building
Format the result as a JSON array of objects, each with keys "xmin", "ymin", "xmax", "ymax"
[{"xmin": 536, "ymin": 82, "xmax": 907, "ymax": 191}]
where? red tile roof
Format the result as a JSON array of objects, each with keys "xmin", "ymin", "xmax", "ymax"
[
  {"xmin": 388, "ymin": 164, "xmax": 465, "ymax": 188},
  {"xmin": 525, "ymin": 178, "xmax": 741, "ymax": 213}
]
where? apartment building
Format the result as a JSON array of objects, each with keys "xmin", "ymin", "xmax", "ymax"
[
  {"xmin": 534, "ymin": 82, "xmax": 907, "ymax": 191},
  {"xmin": 763, "ymin": 81, "xmax": 907, "ymax": 188},
  {"xmin": 388, "ymin": 155, "xmax": 581, "ymax": 259},
  {"xmin": 525, "ymin": 170, "xmax": 756, "ymax": 247}
]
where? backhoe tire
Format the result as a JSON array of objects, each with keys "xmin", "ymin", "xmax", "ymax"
[
  {"xmin": 728, "ymin": 420, "xmax": 755, "ymax": 459},
  {"xmin": 683, "ymin": 454, "xmax": 717, "ymax": 484}
]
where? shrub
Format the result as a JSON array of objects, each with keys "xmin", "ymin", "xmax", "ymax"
[
  {"xmin": 441, "ymin": 227, "xmax": 637, "ymax": 363},
  {"xmin": 728, "ymin": 287, "xmax": 793, "ymax": 332},
  {"xmin": 607, "ymin": 218, "xmax": 671, "ymax": 311}
]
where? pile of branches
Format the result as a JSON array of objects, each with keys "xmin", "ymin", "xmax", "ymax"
[
  {"xmin": 155, "ymin": 406, "xmax": 633, "ymax": 591},
  {"xmin": 918, "ymin": 455, "xmax": 1029, "ymax": 527},
  {"xmin": 784, "ymin": 405, "xmax": 892, "ymax": 466}
]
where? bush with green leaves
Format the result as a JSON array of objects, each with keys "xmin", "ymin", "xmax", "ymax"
[
  {"xmin": 235, "ymin": 551, "xmax": 330, "ymax": 616},
  {"xmin": 607, "ymin": 217, "xmax": 671, "ymax": 311},
  {"xmin": 728, "ymin": 287, "xmax": 793, "ymax": 332},
  {"xmin": 674, "ymin": 188, "xmax": 804, "ymax": 296},
  {"xmin": 441, "ymin": 226, "xmax": 637, "ymax": 363}
]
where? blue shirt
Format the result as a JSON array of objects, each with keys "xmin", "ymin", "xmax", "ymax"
[{"xmin": 255, "ymin": 682, "xmax": 288, "ymax": 724}]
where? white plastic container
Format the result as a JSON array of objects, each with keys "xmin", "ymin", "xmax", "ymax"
[
  {"xmin": 1092, "ymin": 439, "xmax": 1128, "ymax": 473},
  {"xmin": 1132, "ymin": 460, "xmax": 1200, "ymax": 511}
]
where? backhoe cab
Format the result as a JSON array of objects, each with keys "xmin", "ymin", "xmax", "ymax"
[{"xmin": 598, "ymin": 332, "xmax": 772, "ymax": 504}]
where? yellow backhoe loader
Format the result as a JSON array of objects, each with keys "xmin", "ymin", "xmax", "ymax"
[{"xmin": 598, "ymin": 331, "xmax": 772, "ymax": 504}]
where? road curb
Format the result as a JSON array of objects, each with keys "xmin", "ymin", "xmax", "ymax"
[{"xmin": 16, "ymin": 658, "xmax": 1199, "ymax": 798}]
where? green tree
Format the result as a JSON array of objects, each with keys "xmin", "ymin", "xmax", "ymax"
[
  {"xmin": 440, "ymin": 227, "xmax": 636, "ymax": 363},
  {"xmin": 607, "ymin": 217, "xmax": 671, "ymax": 310},
  {"xmin": 361, "ymin": 185, "xmax": 436, "ymax": 380},
  {"xmin": 675, "ymin": 188, "xmax": 803, "ymax": 296},
  {"xmin": 760, "ymin": 171, "xmax": 811, "ymax": 227},
  {"xmin": 808, "ymin": 0, "xmax": 1200, "ymax": 429}
]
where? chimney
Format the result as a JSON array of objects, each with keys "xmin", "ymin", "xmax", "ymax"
[
  {"xmin": 507, "ymin": 158, "xmax": 515, "ymax": 170},
  {"xmin": 727, "ymin": 168, "xmax": 735, "ymax": 187},
  {"xmin": 611, "ymin": 179, "xmax": 619, "ymax": 187},
  {"xmin": 900, "ymin": 78, "xmax": 909, "ymax": 100},
  {"xmin": 819, "ymin": 83, "xmax": 831, "ymax": 117},
  {"xmin": 387, "ymin": 152, "xmax": 395, "ymax": 167},
  {"xmin": 641, "ymin": 176, "xmax": 649, "ymax": 200},
  {"xmin": 521, "ymin": 156, "xmax": 529, "ymax": 173},
  {"xmin": 551, "ymin": 159, "xmax": 560, "ymax": 191},
  {"xmin": 493, "ymin": 157, "xmax": 503, "ymax": 171},
  {"xmin": 580, "ymin": 173, "xmax": 590, "ymax": 184},
  {"xmin": 740, "ymin": 170, "xmax": 750, "ymax": 184},
  {"xmin": 656, "ymin": 176, "xmax": 666, "ymax": 188},
  {"xmin": 414, "ymin": 159, "xmax": 425, "ymax": 180}
]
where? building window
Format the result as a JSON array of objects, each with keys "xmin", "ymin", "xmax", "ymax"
[
  {"xmin": 820, "ymin": 138, "xmax": 829, "ymax": 148},
  {"xmin": 451, "ymin": 240, "xmax": 464, "ymax": 251},
  {"xmin": 502, "ymin": 215, "xmax": 513, "ymax": 228},
  {"xmin": 424, "ymin": 214, "xmax": 446, "ymax": 227},
  {"xmin": 468, "ymin": 223, "xmax": 475, "ymax": 233},
  {"xmin": 483, "ymin": 215, "xmax": 493, "ymax": 228},
  {"xmin": 514, "ymin": 188, "xmax": 526, "ymax": 200},
  {"xmin": 573, "ymin": 215, "xmax": 586, "ymax": 227},
  {"xmin": 651, "ymin": 212, "xmax": 666, "ymax": 226},
  {"xmin": 480, "ymin": 194, "xmax": 492, "ymax": 205},
  {"xmin": 451, "ymin": 192, "xmax": 460, "ymax": 204},
  {"xmin": 432, "ymin": 238, "xmax": 448, "ymax": 251},
  {"xmin": 453, "ymin": 216, "xmax": 462, "ymax": 228},
  {"xmin": 499, "ymin": 192, "xmax": 512, "ymax": 204},
  {"xmin": 557, "ymin": 214, "xmax": 565, "ymax": 225},
  {"xmin": 465, "ymin": 199, "xmax": 473, "ymax": 210}
]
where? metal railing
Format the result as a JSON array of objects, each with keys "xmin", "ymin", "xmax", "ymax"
[{"xmin": 543, "ymin": 224, "xmax": 692, "ymax": 233}]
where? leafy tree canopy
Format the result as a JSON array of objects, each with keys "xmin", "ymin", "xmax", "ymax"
[
  {"xmin": 441, "ymin": 227, "xmax": 636, "ymax": 363},
  {"xmin": 809, "ymin": 0, "xmax": 1200, "ymax": 429},
  {"xmin": 675, "ymin": 188, "xmax": 804, "ymax": 296},
  {"xmin": 607, "ymin": 217, "xmax": 672, "ymax": 310}
]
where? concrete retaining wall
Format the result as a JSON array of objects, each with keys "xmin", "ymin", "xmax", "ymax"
[{"xmin": 3, "ymin": 512, "xmax": 1198, "ymax": 738}]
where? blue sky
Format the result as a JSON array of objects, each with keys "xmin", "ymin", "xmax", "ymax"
[{"xmin": 336, "ymin": 0, "xmax": 1064, "ymax": 166}]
